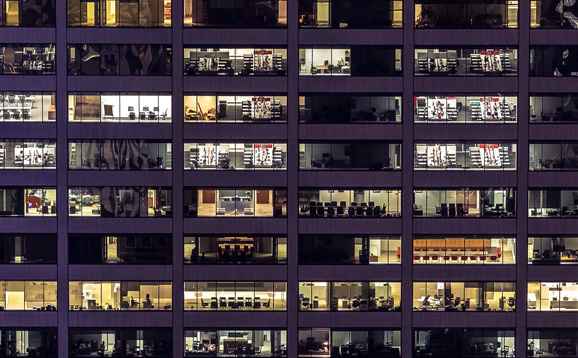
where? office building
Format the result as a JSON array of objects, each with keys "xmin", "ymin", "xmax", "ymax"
[{"xmin": 0, "ymin": 0, "xmax": 577, "ymax": 357}]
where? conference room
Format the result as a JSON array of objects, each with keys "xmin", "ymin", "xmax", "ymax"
[
  {"xmin": 184, "ymin": 188, "xmax": 287, "ymax": 217},
  {"xmin": 413, "ymin": 235, "xmax": 516, "ymax": 264},
  {"xmin": 299, "ymin": 189, "xmax": 402, "ymax": 218}
]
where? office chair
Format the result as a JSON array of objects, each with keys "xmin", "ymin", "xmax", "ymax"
[
  {"xmin": 449, "ymin": 203, "xmax": 456, "ymax": 216},
  {"xmin": 128, "ymin": 106, "xmax": 135, "ymax": 120},
  {"xmin": 374, "ymin": 206, "xmax": 381, "ymax": 217},
  {"xmin": 327, "ymin": 206, "xmax": 335, "ymax": 217},
  {"xmin": 201, "ymin": 298, "xmax": 209, "ymax": 308},
  {"xmin": 356, "ymin": 206, "xmax": 364, "ymax": 217},
  {"xmin": 348, "ymin": 207, "xmax": 355, "ymax": 217},
  {"xmin": 21, "ymin": 109, "xmax": 30, "ymax": 120},
  {"xmin": 151, "ymin": 106, "xmax": 159, "ymax": 120},
  {"xmin": 441, "ymin": 203, "xmax": 448, "ymax": 216},
  {"xmin": 12, "ymin": 110, "xmax": 21, "ymax": 120}
]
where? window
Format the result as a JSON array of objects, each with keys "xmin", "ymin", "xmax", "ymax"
[
  {"xmin": 69, "ymin": 235, "xmax": 172, "ymax": 264},
  {"xmin": 415, "ymin": 47, "xmax": 518, "ymax": 76},
  {"xmin": 300, "ymin": 142, "xmax": 402, "ymax": 170},
  {"xmin": 0, "ymin": 92, "xmax": 55, "ymax": 122},
  {"xmin": 184, "ymin": 0, "xmax": 287, "ymax": 27},
  {"xmin": 185, "ymin": 329, "xmax": 287, "ymax": 357},
  {"xmin": 528, "ymin": 329, "xmax": 578, "ymax": 357},
  {"xmin": 184, "ymin": 282, "xmax": 286, "ymax": 311},
  {"xmin": 69, "ymin": 140, "xmax": 171, "ymax": 170},
  {"xmin": 184, "ymin": 236, "xmax": 287, "ymax": 264},
  {"xmin": 414, "ymin": 142, "xmax": 517, "ymax": 170},
  {"xmin": 413, "ymin": 329, "xmax": 515, "ymax": 358},
  {"xmin": 298, "ymin": 329, "xmax": 401, "ymax": 358},
  {"xmin": 299, "ymin": 189, "xmax": 402, "ymax": 218},
  {"xmin": 414, "ymin": 94, "xmax": 517, "ymax": 123},
  {"xmin": 69, "ymin": 281, "xmax": 172, "ymax": 310},
  {"xmin": 184, "ymin": 188, "xmax": 287, "ymax": 217},
  {"xmin": 69, "ymin": 328, "xmax": 172, "ymax": 357},
  {"xmin": 415, "ymin": 0, "xmax": 518, "ymax": 28},
  {"xmin": 184, "ymin": 48, "xmax": 287, "ymax": 76},
  {"xmin": 530, "ymin": 142, "xmax": 578, "ymax": 170},
  {"xmin": 0, "ymin": 281, "xmax": 57, "ymax": 310},
  {"xmin": 0, "ymin": 140, "xmax": 55, "ymax": 169},
  {"xmin": 68, "ymin": 187, "xmax": 172, "ymax": 217},
  {"xmin": 300, "ymin": 94, "xmax": 401, "ymax": 123},
  {"xmin": 299, "ymin": 46, "xmax": 402, "ymax": 76},
  {"xmin": 68, "ymin": 93, "xmax": 172, "ymax": 123},
  {"xmin": 0, "ymin": 0, "xmax": 56, "ymax": 26},
  {"xmin": 529, "ymin": 237, "xmax": 578, "ymax": 264},
  {"xmin": 0, "ymin": 234, "xmax": 57, "ymax": 264},
  {"xmin": 413, "ymin": 236, "xmax": 516, "ymax": 264},
  {"xmin": 298, "ymin": 235, "xmax": 401, "ymax": 265},
  {"xmin": 531, "ymin": 0, "xmax": 578, "ymax": 28},
  {"xmin": 299, "ymin": 282, "xmax": 401, "ymax": 311},
  {"xmin": 413, "ymin": 282, "xmax": 516, "ymax": 311},
  {"xmin": 67, "ymin": 44, "xmax": 172, "ymax": 76},
  {"xmin": 184, "ymin": 142, "xmax": 286, "ymax": 170},
  {"xmin": 67, "ymin": 0, "xmax": 171, "ymax": 27},
  {"xmin": 528, "ymin": 189, "xmax": 578, "ymax": 217},
  {"xmin": 413, "ymin": 188, "xmax": 517, "ymax": 218},
  {"xmin": 530, "ymin": 94, "xmax": 578, "ymax": 123},
  {"xmin": 0, "ymin": 44, "xmax": 55, "ymax": 74},
  {"xmin": 528, "ymin": 282, "xmax": 578, "ymax": 311},
  {"xmin": 0, "ymin": 188, "xmax": 56, "ymax": 217},
  {"xmin": 0, "ymin": 329, "xmax": 57, "ymax": 357},
  {"xmin": 298, "ymin": 0, "xmax": 402, "ymax": 28},
  {"xmin": 531, "ymin": 46, "xmax": 578, "ymax": 76},
  {"xmin": 184, "ymin": 95, "xmax": 287, "ymax": 123}
]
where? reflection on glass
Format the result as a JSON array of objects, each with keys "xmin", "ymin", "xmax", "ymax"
[
  {"xmin": 298, "ymin": 0, "xmax": 402, "ymax": 28},
  {"xmin": 530, "ymin": 94, "xmax": 578, "ymax": 123},
  {"xmin": 69, "ymin": 140, "xmax": 171, "ymax": 170},
  {"xmin": 531, "ymin": 0, "xmax": 578, "ymax": 28},
  {"xmin": 67, "ymin": 0, "xmax": 171, "ymax": 27},
  {"xmin": 531, "ymin": 46, "xmax": 578, "ymax": 76},
  {"xmin": 415, "ymin": 0, "xmax": 518, "ymax": 28},
  {"xmin": 184, "ymin": 0, "xmax": 287, "ymax": 27}
]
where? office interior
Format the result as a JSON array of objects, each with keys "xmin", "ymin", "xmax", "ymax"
[
  {"xmin": 0, "ymin": 329, "xmax": 57, "ymax": 357},
  {"xmin": 0, "ymin": 188, "xmax": 56, "ymax": 217},
  {"xmin": 529, "ymin": 237, "xmax": 578, "ymax": 265},
  {"xmin": 415, "ymin": 47, "xmax": 518, "ymax": 76},
  {"xmin": 67, "ymin": 0, "xmax": 172, "ymax": 27},
  {"xmin": 299, "ymin": 46, "xmax": 402, "ymax": 76},
  {"xmin": 299, "ymin": 142, "xmax": 401, "ymax": 170},
  {"xmin": 69, "ymin": 281, "xmax": 172, "ymax": 311},
  {"xmin": 413, "ymin": 188, "xmax": 517, "ymax": 218},
  {"xmin": 68, "ymin": 93, "xmax": 172, "ymax": 123},
  {"xmin": 298, "ymin": 329, "xmax": 401, "ymax": 358},
  {"xmin": 69, "ymin": 234, "xmax": 172, "ymax": 265},
  {"xmin": 299, "ymin": 189, "xmax": 402, "ymax": 218},
  {"xmin": 184, "ymin": 142, "xmax": 286, "ymax": 170},
  {"xmin": 528, "ymin": 189, "xmax": 578, "ymax": 217},
  {"xmin": 527, "ymin": 329, "xmax": 578, "ymax": 357},
  {"xmin": 413, "ymin": 329, "xmax": 515, "ymax": 358},
  {"xmin": 0, "ymin": 281, "xmax": 57, "ymax": 311},
  {"xmin": 528, "ymin": 282, "xmax": 578, "ymax": 311},
  {"xmin": 531, "ymin": 0, "xmax": 578, "ymax": 28},
  {"xmin": 413, "ymin": 282, "xmax": 516, "ymax": 312},
  {"xmin": 530, "ymin": 94, "xmax": 578, "ymax": 123},
  {"xmin": 68, "ymin": 187, "xmax": 172, "ymax": 218},
  {"xmin": 184, "ymin": 0, "xmax": 287, "ymax": 27},
  {"xmin": 298, "ymin": 282, "xmax": 401, "ymax": 312},
  {"xmin": 0, "ymin": 0, "xmax": 55, "ymax": 26},
  {"xmin": 530, "ymin": 46, "xmax": 578, "ymax": 77},
  {"xmin": 298, "ymin": 235, "xmax": 401, "ymax": 265},
  {"xmin": 298, "ymin": 0, "xmax": 402, "ymax": 28},
  {"xmin": 0, "ymin": 140, "xmax": 55, "ymax": 169},
  {"xmin": 413, "ymin": 236, "xmax": 516, "ymax": 265},
  {"xmin": 184, "ymin": 282, "xmax": 286, "ymax": 311},
  {"xmin": 415, "ymin": 0, "xmax": 519, "ymax": 28},
  {"xmin": 184, "ymin": 94, "xmax": 287, "ymax": 123},
  {"xmin": 69, "ymin": 140, "xmax": 172, "ymax": 170},
  {"xmin": 67, "ymin": 44, "xmax": 173, "ymax": 76},
  {"xmin": 0, "ymin": 92, "xmax": 54, "ymax": 122},
  {"xmin": 185, "ymin": 189, "xmax": 287, "ymax": 217},
  {"xmin": 0, "ymin": 234, "xmax": 58, "ymax": 264},
  {"xmin": 299, "ymin": 94, "xmax": 401, "ymax": 123},
  {"xmin": 184, "ymin": 47, "xmax": 287, "ymax": 76},
  {"xmin": 414, "ymin": 94, "xmax": 517, "ymax": 123},
  {"xmin": 69, "ymin": 328, "xmax": 172, "ymax": 357},
  {"xmin": 184, "ymin": 236, "xmax": 287, "ymax": 265},
  {"xmin": 0, "ymin": 44, "xmax": 55, "ymax": 74},
  {"xmin": 530, "ymin": 142, "xmax": 578, "ymax": 170},
  {"xmin": 414, "ymin": 142, "xmax": 517, "ymax": 170},
  {"xmin": 184, "ymin": 329, "xmax": 287, "ymax": 357}
]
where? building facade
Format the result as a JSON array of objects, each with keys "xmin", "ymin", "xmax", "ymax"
[{"xmin": 0, "ymin": 0, "xmax": 577, "ymax": 357}]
